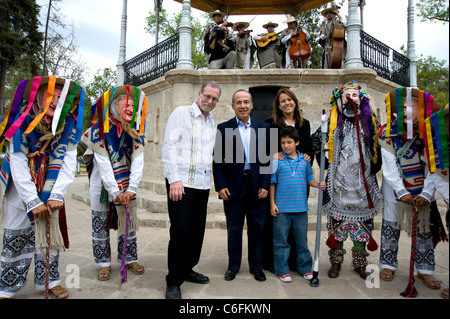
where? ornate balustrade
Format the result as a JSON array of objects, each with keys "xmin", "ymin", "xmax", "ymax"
[
  {"xmin": 123, "ymin": 34, "xmax": 179, "ymax": 86},
  {"xmin": 360, "ymin": 30, "xmax": 410, "ymax": 87},
  {"xmin": 123, "ymin": 31, "xmax": 410, "ymax": 87}
]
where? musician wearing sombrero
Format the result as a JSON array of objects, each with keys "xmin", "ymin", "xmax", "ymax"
[
  {"xmin": 0, "ymin": 76, "xmax": 86, "ymax": 298},
  {"xmin": 230, "ymin": 21, "xmax": 255, "ymax": 69},
  {"xmin": 378, "ymin": 87, "xmax": 442, "ymax": 290},
  {"xmin": 280, "ymin": 16, "xmax": 311, "ymax": 69},
  {"xmin": 204, "ymin": 10, "xmax": 231, "ymax": 61},
  {"xmin": 319, "ymin": 6, "xmax": 345, "ymax": 69},
  {"xmin": 80, "ymin": 85, "xmax": 147, "ymax": 283},
  {"xmin": 253, "ymin": 21, "xmax": 284, "ymax": 69}
]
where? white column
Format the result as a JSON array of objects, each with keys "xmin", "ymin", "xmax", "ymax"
[
  {"xmin": 176, "ymin": 0, "xmax": 194, "ymax": 69},
  {"xmin": 407, "ymin": 0, "xmax": 418, "ymax": 88},
  {"xmin": 345, "ymin": 0, "xmax": 363, "ymax": 69},
  {"xmin": 360, "ymin": 0, "xmax": 366, "ymax": 31},
  {"xmin": 116, "ymin": 0, "xmax": 127, "ymax": 85}
]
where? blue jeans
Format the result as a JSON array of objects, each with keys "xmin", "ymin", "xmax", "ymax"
[{"xmin": 273, "ymin": 212, "xmax": 312, "ymax": 276}]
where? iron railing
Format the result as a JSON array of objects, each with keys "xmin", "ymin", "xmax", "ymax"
[
  {"xmin": 360, "ymin": 30, "xmax": 410, "ymax": 87},
  {"xmin": 123, "ymin": 34, "xmax": 179, "ymax": 86},
  {"xmin": 123, "ymin": 31, "xmax": 410, "ymax": 87}
]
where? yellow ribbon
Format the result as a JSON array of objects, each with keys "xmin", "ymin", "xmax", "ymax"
[
  {"xmin": 385, "ymin": 93, "xmax": 391, "ymax": 137},
  {"xmin": 425, "ymin": 117, "xmax": 436, "ymax": 173},
  {"xmin": 328, "ymin": 103, "xmax": 338, "ymax": 163},
  {"xmin": 139, "ymin": 97, "xmax": 148, "ymax": 136},
  {"xmin": 103, "ymin": 90, "xmax": 110, "ymax": 133}
]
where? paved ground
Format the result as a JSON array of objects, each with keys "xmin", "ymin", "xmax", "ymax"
[{"xmin": 1, "ymin": 176, "xmax": 448, "ymax": 309}]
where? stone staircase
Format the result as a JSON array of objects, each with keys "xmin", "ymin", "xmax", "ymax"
[{"xmin": 71, "ymin": 175, "xmax": 387, "ymax": 231}]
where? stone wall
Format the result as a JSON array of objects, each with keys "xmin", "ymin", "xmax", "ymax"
[{"xmin": 139, "ymin": 68, "xmax": 399, "ymax": 182}]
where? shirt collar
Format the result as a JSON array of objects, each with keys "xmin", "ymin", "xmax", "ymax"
[
  {"xmin": 193, "ymin": 102, "xmax": 212, "ymax": 121},
  {"xmin": 236, "ymin": 116, "xmax": 251, "ymax": 128},
  {"xmin": 282, "ymin": 150, "xmax": 301, "ymax": 161}
]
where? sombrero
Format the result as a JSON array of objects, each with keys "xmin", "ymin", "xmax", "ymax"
[
  {"xmin": 282, "ymin": 16, "xmax": 297, "ymax": 24},
  {"xmin": 321, "ymin": 7, "xmax": 342, "ymax": 19},
  {"xmin": 262, "ymin": 21, "xmax": 278, "ymax": 29},
  {"xmin": 208, "ymin": 10, "xmax": 225, "ymax": 19},
  {"xmin": 232, "ymin": 21, "xmax": 250, "ymax": 31}
]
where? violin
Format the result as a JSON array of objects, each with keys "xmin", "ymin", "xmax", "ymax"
[
  {"xmin": 256, "ymin": 31, "xmax": 282, "ymax": 47},
  {"xmin": 289, "ymin": 26, "xmax": 311, "ymax": 61}
]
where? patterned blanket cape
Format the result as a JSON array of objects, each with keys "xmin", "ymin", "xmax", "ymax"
[
  {"xmin": 81, "ymin": 123, "xmax": 145, "ymax": 236},
  {"xmin": 1, "ymin": 115, "xmax": 77, "ymax": 250}
]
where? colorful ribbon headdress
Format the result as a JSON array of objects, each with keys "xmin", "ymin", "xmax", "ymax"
[
  {"xmin": 327, "ymin": 80, "xmax": 376, "ymax": 163},
  {"xmin": 383, "ymin": 87, "xmax": 440, "ymax": 139},
  {"xmin": 90, "ymin": 85, "xmax": 148, "ymax": 141},
  {"xmin": 0, "ymin": 76, "xmax": 86, "ymax": 149},
  {"xmin": 424, "ymin": 104, "xmax": 448, "ymax": 173}
]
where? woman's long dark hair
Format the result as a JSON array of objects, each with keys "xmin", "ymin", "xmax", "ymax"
[{"xmin": 271, "ymin": 88, "xmax": 303, "ymax": 128}]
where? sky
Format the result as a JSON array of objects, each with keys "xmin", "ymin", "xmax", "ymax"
[{"xmin": 36, "ymin": 0, "xmax": 449, "ymax": 83}]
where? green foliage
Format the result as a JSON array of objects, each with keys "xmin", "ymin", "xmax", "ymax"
[
  {"xmin": 0, "ymin": 0, "xmax": 43, "ymax": 67},
  {"xmin": 145, "ymin": 8, "xmax": 208, "ymax": 69},
  {"xmin": 416, "ymin": 0, "xmax": 449, "ymax": 23},
  {"xmin": 84, "ymin": 67, "xmax": 117, "ymax": 126},
  {"xmin": 77, "ymin": 67, "xmax": 117, "ymax": 156},
  {"xmin": 0, "ymin": 0, "xmax": 43, "ymax": 111},
  {"xmin": 417, "ymin": 55, "xmax": 449, "ymax": 107}
]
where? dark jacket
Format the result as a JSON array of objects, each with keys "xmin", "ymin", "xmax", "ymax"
[
  {"xmin": 264, "ymin": 117, "xmax": 315, "ymax": 164},
  {"xmin": 213, "ymin": 117, "xmax": 271, "ymax": 199}
]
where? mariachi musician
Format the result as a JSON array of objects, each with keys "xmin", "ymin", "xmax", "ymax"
[
  {"xmin": 230, "ymin": 21, "xmax": 256, "ymax": 69},
  {"xmin": 253, "ymin": 21, "xmax": 284, "ymax": 69},
  {"xmin": 280, "ymin": 16, "xmax": 310, "ymax": 69},
  {"xmin": 319, "ymin": 6, "xmax": 345, "ymax": 69}
]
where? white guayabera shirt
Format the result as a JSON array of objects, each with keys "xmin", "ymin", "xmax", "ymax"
[{"xmin": 162, "ymin": 102, "xmax": 216, "ymax": 190}]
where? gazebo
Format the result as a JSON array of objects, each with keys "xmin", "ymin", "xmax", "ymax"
[
  {"xmin": 117, "ymin": 0, "xmax": 417, "ymax": 89},
  {"xmin": 111, "ymin": 0, "xmax": 420, "ymax": 217},
  {"xmin": 171, "ymin": 0, "xmax": 365, "ymax": 70}
]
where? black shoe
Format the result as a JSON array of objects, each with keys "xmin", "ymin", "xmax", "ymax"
[
  {"xmin": 224, "ymin": 270, "xmax": 238, "ymax": 281},
  {"xmin": 354, "ymin": 267, "xmax": 369, "ymax": 280},
  {"xmin": 165, "ymin": 285, "xmax": 181, "ymax": 299},
  {"xmin": 328, "ymin": 263, "xmax": 341, "ymax": 279},
  {"xmin": 250, "ymin": 270, "xmax": 266, "ymax": 282},
  {"xmin": 185, "ymin": 271, "xmax": 210, "ymax": 284}
]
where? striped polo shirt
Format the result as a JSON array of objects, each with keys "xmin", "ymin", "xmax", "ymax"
[{"xmin": 270, "ymin": 151, "xmax": 314, "ymax": 213}]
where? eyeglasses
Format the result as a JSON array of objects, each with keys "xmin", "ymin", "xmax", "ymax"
[{"xmin": 201, "ymin": 92, "xmax": 219, "ymax": 103}]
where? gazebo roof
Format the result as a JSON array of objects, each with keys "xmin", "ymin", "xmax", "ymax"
[{"xmin": 174, "ymin": 0, "xmax": 334, "ymax": 16}]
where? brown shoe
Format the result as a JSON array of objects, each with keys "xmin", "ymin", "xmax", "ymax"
[{"xmin": 328, "ymin": 263, "xmax": 341, "ymax": 278}]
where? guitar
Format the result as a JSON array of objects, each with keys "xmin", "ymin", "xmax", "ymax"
[
  {"xmin": 256, "ymin": 32, "xmax": 281, "ymax": 47},
  {"xmin": 289, "ymin": 27, "xmax": 311, "ymax": 61}
]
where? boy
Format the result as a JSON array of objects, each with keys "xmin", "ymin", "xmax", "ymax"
[{"xmin": 269, "ymin": 126, "xmax": 325, "ymax": 282}]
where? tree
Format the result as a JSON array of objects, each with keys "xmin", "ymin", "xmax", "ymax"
[
  {"xmin": 0, "ymin": 0, "xmax": 43, "ymax": 111},
  {"xmin": 296, "ymin": 4, "xmax": 330, "ymax": 69},
  {"xmin": 85, "ymin": 68, "xmax": 117, "ymax": 107},
  {"xmin": 417, "ymin": 55, "xmax": 449, "ymax": 107},
  {"xmin": 145, "ymin": 8, "xmax": 208, "ymax": 69},
  {"xmin": 38, "ymin": 0, "xmax": 88, "ymax": 84},
  {"xmin": 77, "ymin": 67, "xmax": 117, "ymax": 156},
  {"xmin": 416, "ymin": 0, "xmax": 449, "ymax": 23}
]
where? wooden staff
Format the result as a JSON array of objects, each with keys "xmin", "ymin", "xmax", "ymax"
[
  {"xmin": 400, "ymin": 202, "xmax": 419, "ymax": 298},
  {"xmin": 310, "ymin": 110, "xmax": 328, "ymax": 287}
]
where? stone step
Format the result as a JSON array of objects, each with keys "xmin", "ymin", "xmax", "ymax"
[{"xmin": 71, "ymin": 187, "xmax": 384, "ymax": 231}]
